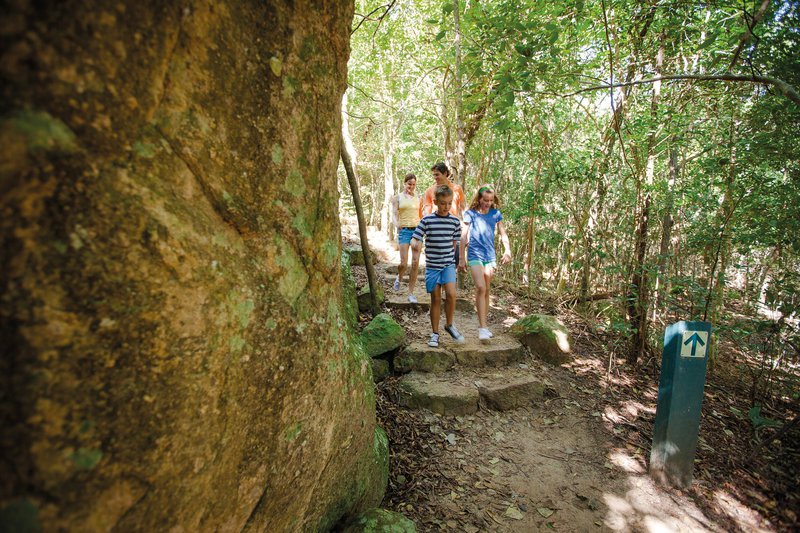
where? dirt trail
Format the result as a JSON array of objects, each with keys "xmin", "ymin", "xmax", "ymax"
[{"xmin": 345, "ymin": 221, "xmax": 771, "ymax": 532}]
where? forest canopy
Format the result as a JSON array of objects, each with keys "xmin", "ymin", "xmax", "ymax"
[{"xmin": 343, "ymin": 0, "xmax": 799, "ymax": 370}]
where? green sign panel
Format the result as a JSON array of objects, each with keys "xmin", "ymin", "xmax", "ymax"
[{"xmin": 650, "ymin": 320, "xmax": 712, "ymax": 487}]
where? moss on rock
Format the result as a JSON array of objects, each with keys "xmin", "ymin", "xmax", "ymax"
[
  {"xmin": 341, "ymin": 508, "xmax": 417, "ymax": 533},
  {"xmin": 360, "ymin": 313, "xmax": 405, "ymax": 358},
  {"xmin": 510, "ymin": 314, "xmax": 572, "ymax": 365}
]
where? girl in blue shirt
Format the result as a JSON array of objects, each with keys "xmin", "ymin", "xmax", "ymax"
[{"xmin": 458, "ymin": 185, "xmax": 512, "ymax": 341}]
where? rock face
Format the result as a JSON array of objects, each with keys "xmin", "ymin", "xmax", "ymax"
[
  {"xmin": 360, "ymin": 313, "xmax": 406, "ymax": 358},
  {"xmin": 510, "ymin": 314, "xmax": 573, "ymax": 365},
  {"xmin": 0, "ymin": 2, "xmax": 383, "ymax": 532}
]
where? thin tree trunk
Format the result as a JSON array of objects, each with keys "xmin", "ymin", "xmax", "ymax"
[
  {"xmin": 340, "ymin": 117, "xmax": 380, "ymax": 315},
  {"xmin": 381, "ymin": 125, "xmax": 394, "ymax": 236},
  {"xmin": 653, "ymin": 146, "xmax": 677, "ymax": 320},
  {"xmin": 705, "ymin": 114, "xmax": 738, "ymax": 370},
  {"xmin": 627, "ymin": 35, "xmax": 663, "ymax": 364},
  {"xmin": 453, "ymin": 0, "xmax": 466, "ymax": 189}
]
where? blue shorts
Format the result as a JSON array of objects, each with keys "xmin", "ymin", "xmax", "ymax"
[
  {"xmin": 398, "ymin": 227, "xmax": 415, "ymax": 245},
  {"xmin": 425, "ymin": 264, "xmax": 457, "ymax": 293}
]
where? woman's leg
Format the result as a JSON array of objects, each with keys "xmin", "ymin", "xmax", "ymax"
[
  {"xmin": 470, "ymin": 264, "xmax": 488, "ymax": 328},
  {"xmin": 397, "ymin": 242, "xmax": 409, "ymax": 283},
  {"xmin": 408, "ymin": 246, "xmax": 420, "ymax": 293}
]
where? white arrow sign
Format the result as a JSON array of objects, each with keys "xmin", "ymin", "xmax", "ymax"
[{"xmin": 680, "ymin": 330, "xmax": 709, "ymax": 358}]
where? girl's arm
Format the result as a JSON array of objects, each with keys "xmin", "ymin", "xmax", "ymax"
[
  {"xmin": 497, "ymin": 220, "xmax": 512, "ymax": 264},
  {"xmin": 458, "ymin": 221, "xmax": 470, "ymax": 271}
]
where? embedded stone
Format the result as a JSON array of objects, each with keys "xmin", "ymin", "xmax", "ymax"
[
  {"xmin": 360, "ymin": 313, "xmax": 405, "ymax": 358},
  {"xmin": 371, "ymin": 358, "xmax": 390, "ymax": 382},
  {"xmin": 357, "ymin": 283, "xmax": 385, "ymax": 312},
  {"xmin": 510, "ymin": 314, "xmax": 573, "ymax": 365},
  {"xmin": 451, "ymin": 335, "xmax": 525, "ymax": 367},
  {"xmin": 394, "ymin": 343, "xmax": 455, "ymax": 374},
  {"xmin": 478, "ymin": 376, "xmax": 545, "ymax": 411},
  {"xmin": 398, "ymin": 373, "xmax": 479, "ymax": 416},
  {"xmin": 345, "ymin": 244, "xmax": 379, "ymax": 266}
]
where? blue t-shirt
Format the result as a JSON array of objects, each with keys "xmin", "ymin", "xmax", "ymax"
[
  {"xmin": 411, "ymin": 213, "xmax": 461, "ymax": 270},
  {"xmin": 463, "ymin": 208, "xmax": 503, "ymax": 262}
]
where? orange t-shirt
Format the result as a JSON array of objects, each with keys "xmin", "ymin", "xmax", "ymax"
[{"xmin": 421, "ymin": 181, "xmax": 466, "ymax": 219}]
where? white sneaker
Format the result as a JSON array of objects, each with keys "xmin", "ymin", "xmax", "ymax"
[
  {"xmin": 478, "ymin": 328, "xmax": 491, "ymax": 341},
  {"xmin": 407, "ymin": 294, "xmax": 418, "ymax": 304},
  {"xmin": 428, "ymin": 333, "xmax": 440, "ymax": 347},
  {"xmin": 392, "ymin": 277, "xmax": 400, "ymax": 291}
]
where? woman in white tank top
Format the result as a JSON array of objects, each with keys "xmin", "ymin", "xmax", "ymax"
[{"xmin": 390, "ymin": 173, "xmax": 422, "ymax": 303}]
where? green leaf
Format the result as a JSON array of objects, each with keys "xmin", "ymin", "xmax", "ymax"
[
  {"xmin": 435, "ymin": 30, "xmax": 446, "ymax": 41},
  {"xmin": 426, "ymin": 18, "xmax": 439, "ymax": 24},
  {"xmin": 442, "ymin": 2, "xmax": 453, "ymax": 15}
]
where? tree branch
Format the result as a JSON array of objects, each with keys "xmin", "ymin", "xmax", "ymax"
[{"xmin": 564, "ymin": 74, "xmax": 800, "ymax": 107}]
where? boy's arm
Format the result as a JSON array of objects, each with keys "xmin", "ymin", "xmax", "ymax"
[
  {"xmin": 410, "ymin": 220, "xmax": 425, "ymax": 251},
  {"xmin": 497, "ymin": 220, "xmax": 512, "ymax": 264}
]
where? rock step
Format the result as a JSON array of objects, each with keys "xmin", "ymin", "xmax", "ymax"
[
  {"xmin": 398, "ymin": 373, "xmax": 479, "ymax": 416},
  {"xmin": 397, "ymin": 371, "xmax": 546, "ymax": 415},
  {"xmin": 395, "ymin": 329, "xmax": 525, "ymax": 373}
]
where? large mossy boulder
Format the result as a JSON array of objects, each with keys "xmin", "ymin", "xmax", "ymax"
[
  {"xmin": 510, "ymin": 314, "xmax": 573, "ymax": 364},
  {"xmin": 342, "ymin": 508, "xmax": 417, "ymax": 533},
  {"xmin": 360, "ymin": 313, "xmax": 406, "ymax": 358},
  {"xmin": 0, "ymin": 2, "xmax": 383, "ymax": 531}
]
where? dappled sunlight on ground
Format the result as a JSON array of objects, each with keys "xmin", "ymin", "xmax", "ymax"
[{"xmin": 713, "ymin": 489, "xmax": 773, "ymax": 532}]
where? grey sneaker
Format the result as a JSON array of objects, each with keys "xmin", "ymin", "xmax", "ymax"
[
  {"xmin": 444, "ymin": 324, "xmax": 465, "ymax": 343},
  {"xmin": 478, "ymin": 327, "xmax": 491, "ymax": 341},
  {"xmin": 408, "ymin": 294, "xmax": 418, "ymax": 304},
  {"xmin": 392, "ymin": 277, "xmax": 400, "ymax": 291},
  {"xmin": 428, "ymin": 333, "xmax": 440, "ymax": 347}
]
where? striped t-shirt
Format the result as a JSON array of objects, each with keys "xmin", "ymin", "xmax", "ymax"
[{"xmin": 411, "ymin": 213, "xmax": 462, "ymax": 270}]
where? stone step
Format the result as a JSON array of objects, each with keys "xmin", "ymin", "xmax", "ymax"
[
  {"xmin": 397, "ymin": 372, "xmax": 479, "ymax": 416},
  {"xmin": 394, "ymin": 342, "xmax": 456, "ymax": 373},
  {"xmin": 476, "ymin": 375, "xmax": 545, "ymax": 411},
  {"xmin": 394, "ymin": 333, "xmax": 525, "ymax": 372},
  {"xmin": 396, "ymin": 368, "xmax": 548, "ymax": 415},
  {"xmin": 383, "ymin": 278, "xmax": 473, "ymax": 312}
]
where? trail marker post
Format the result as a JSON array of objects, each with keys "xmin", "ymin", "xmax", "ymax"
[{"xmin": 650, "ymin": 320, "xmax": 712, "ymax": 487}]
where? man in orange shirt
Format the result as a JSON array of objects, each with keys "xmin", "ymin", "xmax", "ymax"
[{"xmin": 421, "ymin": 162, "xmax": 465, "ymax": 218}]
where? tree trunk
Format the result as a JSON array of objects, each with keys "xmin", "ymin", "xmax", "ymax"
[
  {"xmin": 342, "ymin": 140, "xmax": 381, "ymax": 317},
  {"xmin": 652, "ymin": 146, "xmax": 678, "ymax": 320},
  {"xmin": 381, "ymin": 125, "xmax": 395, "ymax": 236},
  {"xmin": 453, "ymin": 0, "xmax": 466, "ymax": 188}
]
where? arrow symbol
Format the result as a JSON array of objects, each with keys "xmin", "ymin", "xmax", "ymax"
[{"xmin": 683, "ymin": 332, "xmax": 706, "ymax": 356}]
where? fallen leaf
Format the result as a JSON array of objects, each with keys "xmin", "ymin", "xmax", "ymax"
[
  {"xmin": 446, "ymin": 433, "xmax": 457, "ymax": 445},
  {"xmin": 505, "ymin": 505, "xmax": 524, "ymax": 520},
  {"xmin": 489, "ymin": 457, "xmax": 501, "ymax": 464},
  {"xmin": 537, "ymin": 507, "xmax": 554, "ymax": 518}
]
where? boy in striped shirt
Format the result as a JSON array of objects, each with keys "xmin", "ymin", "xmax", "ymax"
[{"xmin": 411, "ymin": 185, "xmax": 466, "ymax": 347}]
